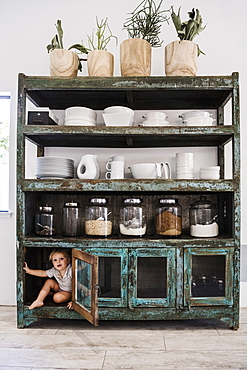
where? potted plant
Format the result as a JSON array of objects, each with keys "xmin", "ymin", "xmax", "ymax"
[
  {"xmin": 69, "ymin": 17, "xmax": 118, "ymax": 77},
  {"xmin": 47, "ymin": 20, "xmax": 87, "ymax": 77},
  {"xmin": 121, "ymin": 0, "xmax": 169, "ymax": 77},
  {"xmin": 165, "ymin": 7, "xmax": 206, "ymax": 76}
]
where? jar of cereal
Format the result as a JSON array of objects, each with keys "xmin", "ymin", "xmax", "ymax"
[{"xmin": 85, "ymin": 198, "xmax": 112, "ymax": 237}]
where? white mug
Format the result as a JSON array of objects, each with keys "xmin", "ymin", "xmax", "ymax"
[
  {"xmin": 161, "ymin": 162, "xmax": 171, "ymax": 179},
  {"xmin": 105, "ymin": 170, "xmax": 124, "ymax": 179},
  {"xmin": 106, "ymin": 160, "xmax": 124, "ymax": 171}
]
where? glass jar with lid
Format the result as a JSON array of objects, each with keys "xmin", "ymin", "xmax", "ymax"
[
  {"xmin": 35, "ymin": 205, "xmax": 56, "ymax": 236},
  {"xmin": 85, "ymin": 198, "xmax": 112, "ymax": 237},
  {"xmin": 155, "ymin": 198, "xmax": 182, "ymax": 237},
  {"xmin": 189, "ymin": 195, "xmax": 218, "ymax": 237},
  {"xmin": 120, "ymin": 198, "xmax": 146, "ymax": 237},
  {"xmin": 62, "ymin": 201, "xmax": 81, "ymax": 237}
]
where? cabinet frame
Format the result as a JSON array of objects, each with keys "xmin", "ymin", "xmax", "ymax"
[{"xmin": 16, "ymin": 73, "xmax": 240, "ymax": 329}]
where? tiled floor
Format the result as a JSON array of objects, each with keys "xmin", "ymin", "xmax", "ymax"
[{"xmin": 0, "ymin": 306, "xmax": 247, "ymax": 369}]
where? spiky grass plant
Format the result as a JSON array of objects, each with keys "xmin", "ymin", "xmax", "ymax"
[{"xmin": 123, "ymin": 0, "xmax": 169, "ymax": 47}]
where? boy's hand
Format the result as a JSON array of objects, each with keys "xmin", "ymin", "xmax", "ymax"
[
  {"xmin": 67, "ymin": 301, "xmax": 73, "ymax": 310},
  {"xmin": 23, "ymin": 262, "xmax": 29, "ymax": 273}
]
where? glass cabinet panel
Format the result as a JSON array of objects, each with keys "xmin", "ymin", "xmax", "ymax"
[
  {"xmin": 129, "ymin": 248, "xmax": 176, "ymax": 308},
  {"xmin": 184, "ymin": 247, "xmax": 234, "ymax": 306},
  {"xmin": 84, "ymin": 248, "xmax": 128, "ymax": 308},
  {"xmin": 72, "ymin": 249, "xmax": 98, "ymax": 326},
  {"xmin": 137, "ymin": 257, "xmax": 167, "ymax": 298}
]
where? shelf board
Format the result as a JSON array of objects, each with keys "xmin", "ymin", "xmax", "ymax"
[
  {"xmin": 21, "ymin": 179, "xmax": 236, "ymax": 192},
  {"xmin": 22, "ymin": 237, "xmax": 235, "ymax": 248},
  {"xmin": 23, "ymin": 125, "xmax": 234, "ymax": 148},
  {"xmin": 19, "ymin": 73, "xmax": 238, "ymax": 110}
]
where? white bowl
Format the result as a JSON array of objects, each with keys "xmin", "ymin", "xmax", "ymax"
[
  {"xmin": 182, "ymin": 116, "xmax": 216, "ymax": 126},
  {"xmin": 142, "ymin": 112, "xmax": 168, "ymax": 121},
  {"xmin": 199, "ymin": 172, "xmax": 220, "ymax": 179},
  {"xmin": 200, "ymin": 166, "xmax": 220, "ymax": 171},
  {"xmin": 65, "ymin": 106, "xmax": 97, "ymax": 120},
  {"xmin": 129, "ymin": 163, "xmax": 159, "ymax": 179},
  {"xmin": 179, "ymin": 111, "xmax": 212, "ymax": 120},
  {"xmin": 104, "ymin": 106, "xmax": 134, "ymax": 115},
  {"xmin": 139, "ymin": 119, "xmax": 169, "ymax": 127},
  {"xmin": 103, "ymin": 112, "xmax": 133, "ymax": 126}
]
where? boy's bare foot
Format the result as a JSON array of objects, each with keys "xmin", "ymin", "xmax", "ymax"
[{"xmin": 29, "ymin": 300, "xmax": 44, "ymax": 310}]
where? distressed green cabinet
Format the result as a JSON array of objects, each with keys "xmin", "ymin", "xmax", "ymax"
[{"xmin": 16, "ymin": 73, "xmax": 240, "ymax": 329}]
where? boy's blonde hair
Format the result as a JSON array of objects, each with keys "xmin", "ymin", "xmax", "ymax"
[{"xmin": 49, "ymin": 249, "xmax": 70, "ymax": 261}]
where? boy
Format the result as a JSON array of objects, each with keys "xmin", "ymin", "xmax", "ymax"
[{"xmin": 23, "ymin": 249, "xmax": 72, "ymax": 310}]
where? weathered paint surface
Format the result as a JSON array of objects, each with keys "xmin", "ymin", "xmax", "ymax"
[{"xmin": 16, "ymin": 73, "xmax": 240, "ymax": 330}]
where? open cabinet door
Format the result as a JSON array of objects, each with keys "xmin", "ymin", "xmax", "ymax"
[{"xmin": 72, "ymin": 248, "xmax": 99, "ymax": 326}]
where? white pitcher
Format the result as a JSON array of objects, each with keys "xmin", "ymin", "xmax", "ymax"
[{"xmin": 77, "ymin": 154, "xmax": 100, "ymax": 179}]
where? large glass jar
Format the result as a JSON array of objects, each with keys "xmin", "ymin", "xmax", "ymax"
[
  {"xmin": 35, "ymin": 205, "xmax": 56, "ymax": 236},
  {"xmin": 189, "ymin": 195, "xmax": 219, "ymax": 237},
  {"xmin": 155, "ymin": 198, "xmax": 182, "ymax": 236},
  {"xmin": 120, "ymin": 198, "xmax": 146, "ymax": 237},
  {"xmin": 62, "ymin": 201, "xmax": 81, "ymax": 237},
  {"xmin": 85, "ymin": 198, "xmax": 112, "ymax": 237}
]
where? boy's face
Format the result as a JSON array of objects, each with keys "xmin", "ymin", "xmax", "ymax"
[{"xmin": 51, "ymin": 252, "xmax": 70, "ymax": 272}]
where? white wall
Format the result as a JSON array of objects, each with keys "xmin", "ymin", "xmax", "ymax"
[{"xmin": 0, "ymin": 0, "xmax": 246, "ymax": 305}]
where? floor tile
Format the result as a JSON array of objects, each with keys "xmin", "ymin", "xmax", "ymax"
[
  {"xmin": 0, "ymin": 348, "xmax": 105, "ymax": 369},
  {"xmin": 104, "ymin": 349, "xmax": 247, "ymax": 369}
]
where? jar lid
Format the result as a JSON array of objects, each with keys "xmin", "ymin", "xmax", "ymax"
[
  {"xmin": 90, "ymin": 198, "xmax": 107, "ymax": 204},
  {"xmin": 190, "ymin": 195, "xmax": 213, "ymax": 208},
  {"xmin": 124, "ymin": 198, "xmax": 141, "ymax": 204},
  {"xmin": 39, "ymin": 205, "xmax": 53, "ymax": 212},
  {"xmin": 64, "ymin": 202, "xmax": 79, "ymax": 207},
  {"xmin": 159, "ymin": 198, "xmax": 177, "ymax": 204}
]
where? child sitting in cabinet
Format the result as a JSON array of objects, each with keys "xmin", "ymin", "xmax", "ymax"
[{"xmin": 23, "ymin": 249, "xmax": 73, "ymax": 310}]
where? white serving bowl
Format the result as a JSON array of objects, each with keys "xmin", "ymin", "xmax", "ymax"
[
  {"xmin": 182, "ymin": 116, "xmax": 216, "ymax": 126},
  {"xmin": 65, "ymin": 106, "xmax": 97, "ymax": 120},
  {"xmin": 142, "ymin": 112, "xmax": 168, "ymax": 121},
  {"xmin": 179, "ymin": 111, "xmax": 212, "ymax": 120},
  {"xmin": 128, "ymin": 163, "xmax": 160, "ymax": 179},
  {"xmin": 104, "ymin": 106, "xmax": 134, "ymax": 115},
  {"xmin": 139, "ymin": 119, "xmax": 169, "ymax": 127},
  {"xmin": 103, "ymin": 112, "xmax": 134, "ymax": 126}
]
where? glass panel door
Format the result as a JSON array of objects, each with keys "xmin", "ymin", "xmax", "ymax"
[
  {"xmin": 85, "ymin": 248, "xmax": 128, "ymax": 307},
  {"xmin": 129, "ymin": 248, "xmax": 176, "ymax": 308},
  {"xmin": 72, "ymin": 249, "xmax": 98, "ymax": 326},
  {"xmin": 184, "ymin": 247, "xmax": 234, "ymax": 306}
]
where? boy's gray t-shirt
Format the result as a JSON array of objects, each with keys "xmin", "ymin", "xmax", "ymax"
[{"xmin": 46, "ymin": 263, "xmax": 72, "ymax": 292}]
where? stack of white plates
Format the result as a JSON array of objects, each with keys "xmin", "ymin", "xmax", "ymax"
[
  {"xmin": 64, "ymin": 106, "xmax": 97, "ymax": 126},
  {"xmin": 200, "ymin": 166, "xmax": 220, "ymax": 179},
  {"xmin": 36, "ymin": 156, "xmax": 74, "ymax": 179}
]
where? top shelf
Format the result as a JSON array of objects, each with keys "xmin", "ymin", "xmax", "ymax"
[{"xmin": 19, "ymin": 73, "xmax": 239, "ymax": 110}]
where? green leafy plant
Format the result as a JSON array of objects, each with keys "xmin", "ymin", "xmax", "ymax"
[
  {"xmin": 170, "ymin": 6, "xmax": 206, "ymax": 55},
  {"xmin": 123, "ymin": 0, "xmax": 169, "ymax": 47},
  {"xmin": 69, "ymin": 17, "xmax": 117, "ymax": 54},
  {"xmin": 46, "ymin": 20, "xmax": 87, "ymax": 71},
  {"xmin": 0, "ymin": 135, "xmax": 9, "ymax": 158}
]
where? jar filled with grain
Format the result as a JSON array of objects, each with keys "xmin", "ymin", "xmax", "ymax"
[
  {"xmin": 85, "ymin": 198, "xmax": 112, "ymax": 237},
  {"xmin": 35, "ymin": 205, "xmax": 56, "ymax": 236},
  {"xmin": 120, "ymin": 198, "xmax": 146, "ymax": 237},
  {"xmin": 155, "ymin": 198, "xmax": 182, "ymax": 237},
  {"xmin": 62, "ymin": 201, "xmax": 81, "ymax": 237}
]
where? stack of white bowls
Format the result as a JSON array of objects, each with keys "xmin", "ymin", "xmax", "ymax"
[
  {"xmin": 36, "ymin": 156, "xmax": 74, "ymax": 179},
  {"xmin": 140, "ymin": 111, "xmax": 169, "ymax": 127},
  {"xmin": 102, "ymin": 106, "xmax": 134, "ymax": 126},
  {"xmin": 179, "ymin": 111, "xmax": 215, "ymax": 126},
  {"xmin": 64, "ymin": 106, "xmax": 97, "ymax": 126},
  {"xmin": 200, "ymin": 166, "xmax": 220, "ymax": 179},
  {"xmin": 176, "ymin": 153, "xmax": 194, "ymax": 179}
]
